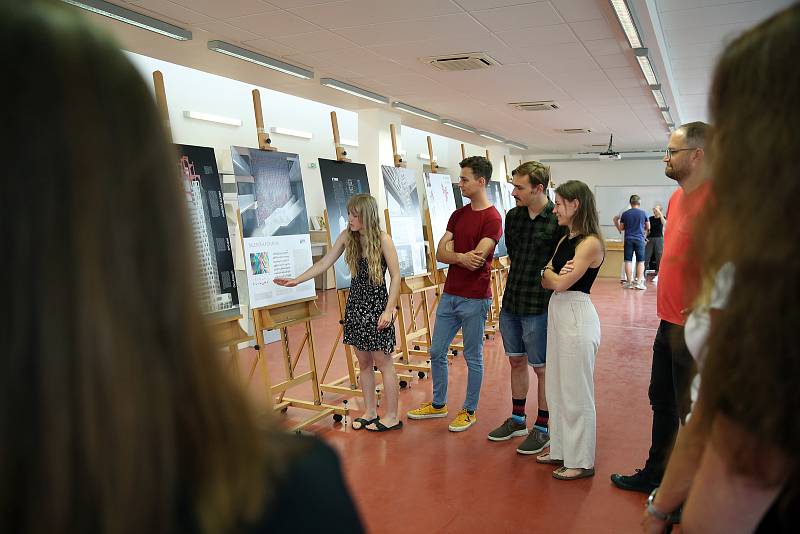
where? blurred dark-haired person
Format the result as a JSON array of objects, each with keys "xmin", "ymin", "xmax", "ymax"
[
  {"xmin": 0, "ymin": 2, "xmax": 363, "ymax": 533},
  {"xmin": 611, "ymin": 121, "xmax": 711, "ymax": 495},
  {"xmin": 536, "ymin": 180, "xmax": 605, "ymax": 481},
  {"xmin": 642, "ymin": 5, "xmax": 800, "ymax": 533},
  {"xmin": 408, "ymin": 156, "xmax": 502, "ymax": 432}
]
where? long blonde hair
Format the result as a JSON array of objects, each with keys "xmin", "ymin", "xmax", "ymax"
[{"xmin": 345, "ymin": 194, "xmax": 384, "ymax": 285}]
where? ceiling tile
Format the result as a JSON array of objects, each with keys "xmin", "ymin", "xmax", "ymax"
[
  {"xmin": 664, "ymin": 21, "xmax": 749, "ymax": 46},
  {"xmin": 128, "ymin": 0, "xmax": 212, "ymax": 25},
  {"xmin": 499, "ymin": 24, "xmax": 577, "ymax": 47},
  {"xmin": 240, "ymin": 37, "xmax": 302, "ymax": 57},
  {"xmin": 603, "ymin": 66, "xmax": 639, "ymax": 80},
  {"xmin": 271, "ymin": 30, "xmax": 355, "ymax": 52},
  {"xmin": 594, "ymin": 53, "xmax": 631, "ymax": 69},
  {"xmin": 288, "ymin": 0, "xmax": 461, "ymax": 29},
  {"xmin": 618, "ymin": 86, "xmax": 648, "ymax": 97},
  {"xmin": 225, "ymin": 10, "xmax": 321, "ymax": 37},
  {"xmin": 470, "ymin": 3, "xmax": 564, "ymax": 32},
  {"xmin": 334, "ymin": 14, "xmax": 485, "ymax": 47},
  {"xmin": 367, "ymin": 33, "xmax": 507, "ymax": 62},
  {"xmin": 515, "ymin": 42, "xmax": 591, "ymax": 62},
  {"xmin": 569, "ymin": 19, "xmax": 616, "ymax": 41},
  {"xmin": 267, "ymin": 0, "xmax": 340, "ymax": 7},
  {"xmin": 550, "ymin": 0, "xmax": 605, "ymax": 22},
  {"xmin": 171, "ymin": 0, "xmax": 273, "ymax": 19},
  {"xmin": 660, "ymin": 0, "xmax": 791, "ymax": 30},
  {"xmin": 611, "ymin": 77, "xmax": 646, "ymax": 89},
  {"xmin": 456, "ymin": 0, "xmax": 540, "ymax": 10},
  {"xmin": 193, "ymin": 20, "xmax": 261, "ymax": 42},
  {"xmin": 584, "ymin": 37, "xmax": 624, "ymax": 56}
]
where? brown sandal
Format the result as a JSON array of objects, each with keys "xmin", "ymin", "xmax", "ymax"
[
  {"xmin": 552, "ymin": 467, "xmax": 595, "ymax": 480},
  {"xmin": 536, "ymin": 453, "xmax": 563, "ymax": 465}
]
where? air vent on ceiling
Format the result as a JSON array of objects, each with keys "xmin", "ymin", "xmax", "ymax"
[
  {"xmin": 560, "ymin": 128, "xmax": 593, "ymax": 134},
  {"xmin": 423, "ymin": 52, "xmax": 499, "ymax": 71},
  {"xmin": 509, "ymin": 101, "xmax": 560, "ymax": 112}
]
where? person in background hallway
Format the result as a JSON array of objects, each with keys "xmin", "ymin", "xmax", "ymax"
[
  {"xmin": 610, "ymin": 121, "xmax": 711, "ymax": 494},
  {"xmin": 645, "ymin": 204, "xmax": 665, "ymax": 282},
  {"xmin": 488, "ymin": 161, "xmax": 565, "ymax": 455},
  {"xmin": 641, "ymin": 5, "xmax": 800, "ymax": 532},
  {"xmin": 536, "ymin": 180, "xmax": 604, "ymax": 481},
  {"xmin": 0, "ymin": 2, "xmax": 364, "ymax": 533},
  {"xmin": 615, "ymin": 195, "xmax": 650, "ymax": 290},
  {"xmin": 614, "ymin": 201, "xmax": 635, "ymax": 285},
  {"xmin": 276, "ymin": 194, "xmax": 403, "ymax": 432},
  {"xmin": 407, "ymin": 156, "xmax": 502, "ymax": 432}
]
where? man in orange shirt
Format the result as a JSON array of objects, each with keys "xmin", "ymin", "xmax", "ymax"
[{"xmin": 611, "ymin": 122, "xmax": 711, "ymax": 493}]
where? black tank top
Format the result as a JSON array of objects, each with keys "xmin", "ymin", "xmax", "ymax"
[{"xmin": 550, "ymin": 235, "xmax": 602, "ymax": 294}]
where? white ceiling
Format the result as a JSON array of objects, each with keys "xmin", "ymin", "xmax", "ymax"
[{"xmin": 88, "ymin": 0, "xmax": 791, "ymax": 154}]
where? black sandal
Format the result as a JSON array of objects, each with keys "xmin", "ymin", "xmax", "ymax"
[
  {"xmin": 366, "ymin": 420, "xmax": 403, "ymax": 432},
  {"xmin": 351, "ymin": 416, "xmax": 379, "ymax": 430}
]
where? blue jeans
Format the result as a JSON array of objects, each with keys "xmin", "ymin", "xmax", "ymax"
[{"xmin": 431, "ymin": 292, "xmax": 491, "ymax": 412}]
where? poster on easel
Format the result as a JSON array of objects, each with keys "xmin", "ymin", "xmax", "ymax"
[
  {"xmin": 318, "ymin": 158, "xmax": 371, "ymax": 289},
  {"xmin": 232, "ymin": 146, "xmax": 315, "ymax": 308},
  {"xmin": 424, "ymin": 172, "xmax": 457, "ymax": 270},
  {"xmin": 486, "ymin": 181, "xmax": 508, "ymax": 258},
  {"xmin": 382, "ymin": 166, "xmax": 427, "ymax": 277},
  {"xmin": 502, "ymin": 181, "xmax": 517, "ymax": 213},
  {"xmin": 176, "ymin": 144, "xmax": 240, "ymax": 317}
]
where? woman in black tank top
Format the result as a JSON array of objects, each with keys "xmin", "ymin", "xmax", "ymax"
[{"xmin": 537, "ymin": 180, "xmax": 605, "ymax": 480}]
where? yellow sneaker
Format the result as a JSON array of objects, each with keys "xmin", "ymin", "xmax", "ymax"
[
  {"xmin": 448, "ymin": 409, "xmax": 476, "ymax": 432},
  {"xmin": 407, "ymin": 402, "xmax": 448, "ymax": 419}
]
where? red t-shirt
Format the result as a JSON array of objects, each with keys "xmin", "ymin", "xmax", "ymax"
[
  {"xmin": 657, "ymin": 181, "xmax": 711, "ymax": 325},
  {"xmin": 443, "ymin": 204, "xmax": 503, "ymax": 299}
]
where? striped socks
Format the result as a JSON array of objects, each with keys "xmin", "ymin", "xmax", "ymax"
[
  {"xmin": 511, "ymin": 398, "xmax": 526, "ymax": 425},
  {"xmin": 534, "ymin": 409, "xmax": 549, "ymax": 433}
]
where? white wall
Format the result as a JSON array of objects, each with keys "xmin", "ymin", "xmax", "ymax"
[{"xmin": 127, "ymin": 51, "xmax": 359, "ymax": 220}]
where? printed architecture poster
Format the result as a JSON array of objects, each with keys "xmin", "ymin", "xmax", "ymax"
[
  {"xmin": 424, "ymin": 172, "xmax": 457, "ymax": 270},
  {"xmin": 502, "ymin": 181, "xmax": 516, "ymax": 213},
  {"xmin": 318, "ymin": 159, "xmax": 371, "ymax": 290},
  {"xmin": 382, "ymin": 166, "xmax": 427, "ymax": 277},
  {"xmin": 177, "ymin": 144, "xmax": 239, "ymax": 317},
  {"xmin": 486, "ymin": 181, "xmax": 508, "ymax": 258},
  {"xmin": 232, "ymin": 147, "xmax": 315, "ymax": 308}
]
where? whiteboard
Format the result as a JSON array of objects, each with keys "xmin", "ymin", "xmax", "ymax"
[{"xmin": 595, "ymin": 185, "xmax": 677, "ymax": 239}]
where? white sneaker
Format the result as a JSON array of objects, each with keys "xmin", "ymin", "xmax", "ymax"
[
  {"xmin": 652, "ymin": 275, "xmax": 659, "ymax": 284},
  {"xmin": 635, "ymin": 280, "xmax": 647, "ymax": 290}
]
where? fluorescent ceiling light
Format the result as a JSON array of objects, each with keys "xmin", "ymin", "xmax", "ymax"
[
  {"xmin": 441, "ymin": 119, "xmax": 476, "ymax": 133},
  {"xmin": 661, "ymin": 109, "xmax": 673, "ymax": 123},
  {"xmin": 62, "ymin": 0, "xmax": 191, "ymax": 40},
  {"xmin": 340, "ymin": 139, "xmax": 359, "ymax": 147},
  {"xmin": 320, "ymin": 78, "xmax": 389, "ymax": 104},
  {"xmin": 478, "ymin": 131, "xmax": 505, "ymax": 143},
  {"xmin": 634, "ymin": 49, "xmax": 658, "ymax": 85},
  {"xmin": 183, "ymin": 110, "xmax": 241, "ymax": 127},
  {"xmin": 208, "ymin": 41, "xmax": 313, "ymax": 79},
  {"xmin": 609, "ymin": 0, "xmax": 642, "ymax": 48},
  {"xmin": 392, "ymin": 101, "xmax": 440, "ymax": 121},
  {"xmin": 651, "ymin": 88, "xmax": 667, "ymax": 109},
  {"xmin": 505, "ymin": 140, "xmax": 528, "ymax": 150},
  {"xmin": 270, "ymin": 126, "xmax": 312, "ymax": 139}
]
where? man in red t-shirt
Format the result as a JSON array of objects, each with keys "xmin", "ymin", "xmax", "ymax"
[
  {"xmin": 612, "ymin": 122, "xmax": 712, "ymax": 494},
  {"xmin": 407, "ymin": 156, "xmax": 502, "ymax": 432}
]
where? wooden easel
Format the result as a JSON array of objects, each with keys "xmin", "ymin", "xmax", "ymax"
[
  {"xmin": 417, "ymin": 137, "xmax": 463, "ymax": 356},
  {"xmin": 151, "ymin": 70, "xmax": 253, "ymax": 373},
  {"xmin": 384, "ymin": 125, "xmax": 434, "ymax": 379},
  {"xmin": 246, "ymin": 92, "xmax": 345, "ymax": 428}
]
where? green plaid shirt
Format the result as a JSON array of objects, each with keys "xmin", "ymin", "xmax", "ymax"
[{"xmin": 502, "ymin": 201, "xmax": 566, "ymax": 316}]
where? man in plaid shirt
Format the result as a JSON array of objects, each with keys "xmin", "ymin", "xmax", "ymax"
[{"xmin": 487, "ymin": 161, "xmax": 566, "ymax": 455}]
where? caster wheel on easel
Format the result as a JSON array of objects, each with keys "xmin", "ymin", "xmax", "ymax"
[
  {"xmin": 399, "ymin": 380, "xmax": 408, "ymax": 388},
  {"xmin": 333, "ymin": 414, "xmax": 343, "ymax": 423},
  {"xmin": 418, "ymin": 371, "xmax": 426, "ymax": 379}
]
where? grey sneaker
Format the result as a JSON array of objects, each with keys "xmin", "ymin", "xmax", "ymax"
[
  {"xmin": 516, "ymin": 428, "xmax": 550, "ymax": 455},
  {"xmin": 487, "ymin": 417, "xmax": 529, "ymax": 441}
]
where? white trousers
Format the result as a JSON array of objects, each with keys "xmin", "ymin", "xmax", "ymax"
[{"xmin": 546, "ymin": 291, "xmax": 601, "ymax": 469}]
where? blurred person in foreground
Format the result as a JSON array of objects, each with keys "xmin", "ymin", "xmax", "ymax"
[{"xmin": 0, "ymin": 1, "xmax": 363, "ymax": 533}]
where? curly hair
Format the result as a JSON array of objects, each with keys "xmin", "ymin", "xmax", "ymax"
[
  {"xmin": 344, "ymin": 194, "xmax": 384, "ymax": 286},
  {"xmin": 692, "ymin": 2, "xmax": 800, "ymax": 496}
]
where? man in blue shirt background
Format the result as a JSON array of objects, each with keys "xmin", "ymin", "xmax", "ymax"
[{"xmin": 614, "ymin": 195, "xmax": 650, "ymax": 290}]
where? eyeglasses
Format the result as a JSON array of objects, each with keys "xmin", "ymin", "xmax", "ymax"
[{"xmin": 664, "ymin": 147, "xmax": 698, "ymax": 160}]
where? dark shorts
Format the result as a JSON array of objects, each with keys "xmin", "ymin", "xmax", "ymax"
[{"xmin": 624, "ymin": 239, "xmax": 646, "ymax": 262}]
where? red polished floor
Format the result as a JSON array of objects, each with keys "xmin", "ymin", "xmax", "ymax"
[{"xmin": 234, "ymin": 277, "xmax": 660, "ymax": 533}]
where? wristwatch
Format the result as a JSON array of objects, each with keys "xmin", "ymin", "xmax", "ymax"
[{"xmin": 646, "ymin": 488, "xmax": 670, "ymax": 521}]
